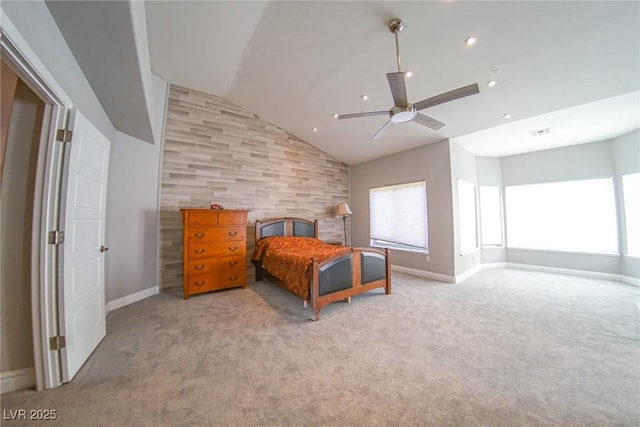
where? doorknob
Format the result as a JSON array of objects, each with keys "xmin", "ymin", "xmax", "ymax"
[{"xmin": 99, "ymin": 245, "xmax": 109, "ymax": 253}]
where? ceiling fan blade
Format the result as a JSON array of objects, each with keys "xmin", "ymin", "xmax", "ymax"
[
  {"xmin": 338, "ymin": 111, "xmax": 389, "ymax": 119},
  {"xmin": 413, "ymin": 113, "xmax": 445, "ymax": 130},
  {"xmin": 387, "ymin": 72, "xmax": 408, "ymax": 107},
  {"xmin": 413, "ymin": 83, "xmax": 480, "ymax": 111},
  {"xmin": 372, "ymin": 120, "xmax": 393, "ymax": 140}
]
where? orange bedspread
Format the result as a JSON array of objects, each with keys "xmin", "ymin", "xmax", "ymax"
[{"xmin": 251, "ymin": 236, "xmax": 350, "ymax": 299}]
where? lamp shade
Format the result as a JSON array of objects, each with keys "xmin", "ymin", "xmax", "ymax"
[{"xmin": 335, "ymin": 203, "xmax": 352, "ymax": 218}]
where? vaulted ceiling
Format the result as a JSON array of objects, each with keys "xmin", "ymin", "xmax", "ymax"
[{"xmin": 47, "ymin": 1, "xmax": 640, "ymax": 165}]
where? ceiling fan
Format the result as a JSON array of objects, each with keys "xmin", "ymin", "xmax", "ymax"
[{"xmin": 337, "ymin": 18, "xmax": 480, "ymax": 139}]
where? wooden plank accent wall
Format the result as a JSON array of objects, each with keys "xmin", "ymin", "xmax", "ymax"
[{"xmin": 160, "ymin": 85, "xmax": 349, "ymax": 288}]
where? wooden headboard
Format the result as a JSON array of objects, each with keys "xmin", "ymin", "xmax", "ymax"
[{"xmin": 255, "ymin": 217, "xmax": 318, "ymax": 242}]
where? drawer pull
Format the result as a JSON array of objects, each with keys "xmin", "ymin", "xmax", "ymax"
[
  {"xmin": 195, "ymin": 248, "xmax": 205, "ymax": 254},
  {"xmin": 228, "ymin": 275, "xmax": 238, "ymax": 281},
  {"xmin": 228, "ymin": 261, "xmax": 238, "ymax": 267},
  {"xmin": 195, "ymin": 280, "xmax": 205, "ymax": 287},
  {"xmin": 228, "ymin": 231, "xmax": 238, "ymax": 236},
  {"xmin": 195, "ymin": 232, "xmax": 205, "ymax": 238},
  {"xmin": 228, "ymin": 246, "xmax": 238, "ymax": 252},
  {"xmin": 194, "ymin": 264, "xmax": 205, "ymax": 271}
]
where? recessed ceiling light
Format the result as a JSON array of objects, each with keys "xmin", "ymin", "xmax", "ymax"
[
  {"xmin": 503, "ymin": 113, "xmax": 512, "ymax": 119},
  {"xmin": 487, "ymin": 80, "xmax": 497, "ymax": 87},
  {"xmin": 405, "ymin": 71, "xmax": 413, "ymax": 78},
  {"xmin": 361, "ymin": 94, "xmax": 369, "ymax": 101},
  {"xmin": 465, "ymin": 36, "xmax": 477, "ymax": 46},
  {"xmin": 312, "ymin": 127, "xmax": 318, "ymax": 132},
  {"xmin": 332, "ymin": 113, "xmax": 339, "ymax": 118}
]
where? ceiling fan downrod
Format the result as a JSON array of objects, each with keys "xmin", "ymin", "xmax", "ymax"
[{"xmin": 389, "ymin": 18, "xmax": 405, "ymax": 73}]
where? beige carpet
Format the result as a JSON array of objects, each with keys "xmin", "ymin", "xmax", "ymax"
[{"xmin": 2, "ymin": 269, "xmax": 639, "ymax": 426}]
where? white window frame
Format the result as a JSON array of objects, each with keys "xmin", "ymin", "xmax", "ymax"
[
  {"xmin": 457, "ymin": 179, "xmax": 478, "ymax": 255},
  {"xmin": 621, "ymin": 172, "xmax": 640, "ymax": 257},
  {"xmin": 479, "ymin": 185, "xmax": 503, "ymax": 247}
]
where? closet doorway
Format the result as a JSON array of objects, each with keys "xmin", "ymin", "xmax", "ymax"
[{"xmin": 1, "ymin": 59, "xmax": 44, "ymax": 392}]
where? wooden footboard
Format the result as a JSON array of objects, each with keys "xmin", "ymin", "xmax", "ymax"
[
  {"xmin": 253, "ymin": 217, "xmax": 391, "ymax": 320},
  {"xmin": 310, "ymin": 247, "xmax": 391, "ymax": 321}
]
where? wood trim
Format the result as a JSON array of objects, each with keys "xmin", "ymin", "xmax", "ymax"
[
  {"xmin": 255, "ymin": 217, "xmax": 318, "ymax": 240},
  {"xmin": 310, "ymin": 247, "xmax": 391, "ymax": 321}
]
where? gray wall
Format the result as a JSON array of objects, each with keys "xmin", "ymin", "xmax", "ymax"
[
  {"xmin": 105, "ymin": 131, "xmax": 163, "ymax": 302},
  {"xmin": 159, "ymin": 85, "xmax": 348, "ymax": 288},
  {"xmin": 501, "ymin": 140, "xmax": 615, "ymax": 185},
  {"xmin": 105, "ymin": 72, "xmax": 167, "ymax": 303},
  {"xmin": 350, "ymin": 140, "xmax": 455, "ymax": 278},
  {"xmin": 501, "ymin": 137, "xmax": 639, "ymax": 278}
]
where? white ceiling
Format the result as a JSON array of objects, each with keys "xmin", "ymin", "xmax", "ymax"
[{"xmin": 49, "ymin": 1, "xmax": 640, "ymax": 165}]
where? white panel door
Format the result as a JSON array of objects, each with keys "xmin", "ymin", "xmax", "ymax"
[{"xmin": 60, "ymin": 110, "xmax": 110, "ymax": 382}]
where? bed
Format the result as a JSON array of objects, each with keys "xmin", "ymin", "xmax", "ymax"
[{"xmin": 251, "ymin": 217, "xmax": 391, "ymax": 320}]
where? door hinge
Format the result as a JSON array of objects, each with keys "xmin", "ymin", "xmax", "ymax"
[
  {"xmin": 56, "ymin": 128, "xmax": 73, "ymax": 143},
  {"xmin": 48, "ymin": 230, "xmax": 65, "ymax": 245},
  {"xmin": 49, "ymin": 336, "xmax": 66, "ymax": 351}
]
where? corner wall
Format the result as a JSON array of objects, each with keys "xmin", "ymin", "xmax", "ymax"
[
  {"xmin": 612, "ymin": 129, "xmax": 640, "ymax": 279},
  {"xmin": 159, "ymin": 85, "xmax": 348, "ymax": 288},
  {"xmin": 350, "ymin": 140, "xmax": 455, "ymax": 279}
]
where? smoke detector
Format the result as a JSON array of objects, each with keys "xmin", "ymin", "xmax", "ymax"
[{"xmin": 529, "ymin": 127, "xmax": 551, "ymax": 136}]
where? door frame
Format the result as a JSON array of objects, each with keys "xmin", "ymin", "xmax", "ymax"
[{"xmin": 1, "ymin": 11, "xmax": 72, "ymax": 390}]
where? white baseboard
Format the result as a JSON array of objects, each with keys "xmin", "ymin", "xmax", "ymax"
[
  {"xmin": 391, "ymin": 265, "xmax": 455, "ymax": 283},
  {"xmin": 479, "ymin": 262, "xmax": 508, "ymax": 270},
  {"xmin": 1, "ymin": 367, "xmax": 35, "ymax": 394},
  {"xmin": 393, "ymin": 262, "xmax": 639, "ymax": 287},
  {"xmin": 455, "ymin": 265, "xmax": 483, "ymax": 284},
  {"xmin": 506, "ymin": 263, "xmax": 640, "ymax": 286},
  {"xmin": 621, "ymin": 275, "xmax": 640, "ymax": 286},
  {"xmin": 105, "ymin": 286, "xmax": 159, "ymax": 314}
]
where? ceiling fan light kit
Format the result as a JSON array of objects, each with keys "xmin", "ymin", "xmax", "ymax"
[{"xmin": 337, "ymin": 18, "xmax": 480, "ymax": 139}]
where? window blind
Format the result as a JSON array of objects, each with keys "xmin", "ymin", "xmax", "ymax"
[{"xmin": 369, "ymin": 181, "xmax": 427, "ymax": 250}]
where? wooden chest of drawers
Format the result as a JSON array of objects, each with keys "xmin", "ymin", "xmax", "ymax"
[{"xmin": 181, "ymin": 209, "xmax": 249, "ymax": 299}]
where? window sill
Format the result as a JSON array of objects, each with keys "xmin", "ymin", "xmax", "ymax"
[
  {"xmin": 370, "ymin": 243, "xmax": 429, "ymax": 255},
  {"xmin": 506, "ymin": 247, "xmax": 620, "ymax": 257}
]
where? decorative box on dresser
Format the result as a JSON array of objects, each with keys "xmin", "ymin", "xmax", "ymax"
[{"xmin": 181, "ymin": 209, "xmax": 249, "ymax": 299}]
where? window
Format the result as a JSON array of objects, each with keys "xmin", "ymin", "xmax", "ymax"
[
  {"xmin": 369, "ymin": 181, "xmax": 428, "ymax": 252},
  {"xmin": 505, "ymin": 178, "xmax": 618, "ymax": 253},
  {"xmin": 479, "ymin": 185, "xmax": 503, "ymax": 246},
  {"xmin": 622, "ymin": 172, "xmax": 640, "ymax": 256},
  {"xmin": 457, "ymin": 180, "xmax": 477, "ymax": 254}
]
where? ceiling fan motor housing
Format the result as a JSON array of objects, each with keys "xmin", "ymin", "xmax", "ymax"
[
  {"xmin": 391, "ymin": 105, "xmax": 416, "ymax": 123},
  {"xmin": 389, "ymin": 18, "xmax": 405, "ymax": 34}
]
